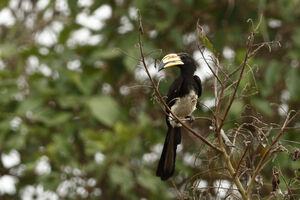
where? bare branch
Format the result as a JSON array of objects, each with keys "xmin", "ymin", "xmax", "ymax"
[
  {"xmin": 137, "ymin": 12, "xmax": 299, "ymax": 200},
  {"xmin": 218, "ymin": 32, "xmax": 254, "ymax": 130},
  {"xmin": 196, "ymin": 23, "xmax": 224, "ymax": 88},
  {"xmin": 279, "ymin": 170, "xmax": 295, "ymax": 200},
  {"xmin": 137, "ymin": 10, "xmax": 221, "ymax": 153},
  {"xmin": 246, "ymin": 110, "xmax": 300, "ymax": 196},
  {"xmin": 220, "ymin": 129, "xmax": 234, "ymax": 147},
  {"xmin": 234, "ymin": 145, "xmax": 249, "ymax": 179}
]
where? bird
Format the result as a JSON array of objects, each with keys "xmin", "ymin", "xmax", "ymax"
[{"xmin": 156, "ymin": 53, "xmax": 202, "ymax": 180}]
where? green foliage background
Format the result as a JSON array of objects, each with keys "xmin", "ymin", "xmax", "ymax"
[{"xmin": 0, "ymin": 0, "xmax": 299, "ymax": 199}]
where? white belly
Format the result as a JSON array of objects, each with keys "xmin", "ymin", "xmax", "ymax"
[{"xmin": 169, "ymin": 90, "xmax": 198, "ymax": 127}]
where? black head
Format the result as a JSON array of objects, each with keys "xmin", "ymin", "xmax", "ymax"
[{"xmin": 158, "ymin": 53, "xmax": 197, "ymax": 75}]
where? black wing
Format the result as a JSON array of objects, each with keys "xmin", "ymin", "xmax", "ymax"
[
  {"xmin": 193, "ymin": 75, "xmax": 202, "ymax": 97},
  {"xmin": 166, "ymin": 76, "xmax": 183, "ymax": 110}
]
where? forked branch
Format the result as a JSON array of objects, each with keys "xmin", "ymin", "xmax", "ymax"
[
  {"xmin": 138, "ymin": 11, "xmax": 299, "ymax": 200},
  {"xmin": 247, "ymin": 110, "xmax": 300, "ymax": 196},
  {"xmin": 137, "ymin": 11, "xmax": 221, "ymax": 153}
]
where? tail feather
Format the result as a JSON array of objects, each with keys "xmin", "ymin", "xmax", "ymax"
[{"xmin": 156, "ymin": 127, "xmax": 181, "ymax": 180}]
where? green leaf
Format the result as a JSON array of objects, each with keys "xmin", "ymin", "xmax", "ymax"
[
  {"xmin": 86, "ymin": 96, "xmax": 121, "ymax": 127},
  {"xmin": 80, "ymin": 129, "xmax": 105, "ymax": 154},
  {"xmin": 32, "ymin": 108, "xmax": 72, "ymax": 126},
  {"xmin": 17, "ymin": 97, "xmax": 43, "ymax": 115},
  {"xmin": 6, "ymin": 131, "xmax": 26, "ymax": 150},
  {"xmin": 198, "ymin": 26, "xmax": 216, "ymax": 55},
  {"xmin": 57, "ymin": 95, "xmax": 81, "ymax": 108},
  {"xmin": 68, "ymin": 72, "xmax": 89, "ymax": 95},
  {"xmin": 67, "ymin": 0, "xmax": 78, "ymax": 14},
  {"xmin": 46, "ymin": 112, "xmax": 72, "ymax": 126},
  {"xmin": 58, "ymin": 26, "xmax": 72, "ymax": 44}
]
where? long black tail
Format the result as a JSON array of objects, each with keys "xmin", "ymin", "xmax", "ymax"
[{"xmin": 156, "ymin": 126, "xmax": 181, "ymax": 180}]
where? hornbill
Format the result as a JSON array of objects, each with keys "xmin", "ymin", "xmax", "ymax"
[{"xmin": 156, "ymin": 53, "xmax": 202, "ymax": 180}]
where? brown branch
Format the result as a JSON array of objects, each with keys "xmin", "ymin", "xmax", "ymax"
[
  {"xmin": 220, "ymin": 129, "xmax": 234, "ymax": 147},
  {"xmin": 170, "ymin": 179, "xmax": 182, "ymax": 199},
  {"xmin": 218, "ymin": 32, "xmax": 254, "ymax": 130},
  {"xmin": 187, "ymin": 167, "xmax": 226, "ymax": 183},
  {"xmin": 222, "ymin": 145, "xmax": 249, "ymax": 200},
  {"xmin": 196, "ymin": 23, "xmax": 224, "ymax": 88},
  {"xmin": 279, "ymin": 170, "xmax": 295, "ymax": 200},
  {"xmin": 137, "ymin": 11, "xmax": 221, "ymax": 153},
  {"xmin": 195, "ymin": 18, "xmax": 255, "ymax": 200},
  {"xmin": 233, "ymin": 145, "xmax": 249, "ymax": 179},
  {"xmin": 215, "ymin": 127, "xmax": 249, "ymax": 200},
  {"xmin": 228, "ymin": 62, "xmax": 245, "ymax": 78},
  {"xmin": 211, "ymin": 31, "xmax": 257, "ymax": 200},
  {"xmin": 246, "ymin": 110, "xmax": 300, "ymax": 196}
]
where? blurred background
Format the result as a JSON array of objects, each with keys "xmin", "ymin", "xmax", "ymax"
[{"xmin": 0, "ymin": 0, "xmax": 299, "ymax": 199}]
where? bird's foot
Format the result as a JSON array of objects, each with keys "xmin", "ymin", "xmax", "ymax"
[
  {"xmin": 169, "ymin": 117, "xmax": 182, "ymax": 127},
  {"xmin": 175, "ymin": 119, "xmax": 182, "ymax": 127},
  {"xmin": 185, "ymin": 115, "xmax": 195, "ymax": 123}
]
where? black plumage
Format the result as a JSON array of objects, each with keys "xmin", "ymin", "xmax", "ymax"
[{"xmin": 156, "ymin": 53, "xmax": 202, "ymax": 180}]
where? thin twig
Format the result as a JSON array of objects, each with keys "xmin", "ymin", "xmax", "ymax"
[
  {"xmin": 196, "ymin": 23, "xmax": 224, "ymax": 87},
  {"xmin": 213, "ymin": 31, "xmax": 256, "ymax": 200},
  {"xmin": 170, "ymin": 179, "xmax": 182, "ymax": 199},
  {"xmin": 279, "ymin": 170, "xmax": 295, "ymax": 200},
  {"xmin": 137, "ymin": 11, "xmax": 221, "ymax": 153},
  {"xmin": 219, "ymin": 32, "xmax": 254, "ymax": 130},
  {"xmin": 246, "ymin": 110, "xmax": 300, "ymax": 196},
  {"xmin": 220, "ymin": 129, "xmax": 234, "ymax": 147},
  {"xmin": 234, "ymin": 145, "xmax": 249, "ymax": 179}
]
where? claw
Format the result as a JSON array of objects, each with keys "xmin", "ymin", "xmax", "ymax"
[
  {"xmin": 186, "ymin": 115, "xmax": 195, "ymax": 123},
  {"xmin": 169, "ymin": 116, "xmax": 182, "ymax": 127}
]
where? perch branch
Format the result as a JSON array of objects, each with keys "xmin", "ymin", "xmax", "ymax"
[{"xmin": 137, "ymin": 11, "xmax": 221, "ymax": 153}]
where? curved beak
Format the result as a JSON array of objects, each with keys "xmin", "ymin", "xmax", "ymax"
[{"xmin": 158, "ymin": 53, "xmax": 184, "ymax": 72}]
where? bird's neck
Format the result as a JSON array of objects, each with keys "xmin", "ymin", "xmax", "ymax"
[
  {"xmin": 179, "ymin": 68, "xmax": 195, "ymax": 92},
  {"xmin": 180, "ymin": 67, "xmax": 195, "ymax": 80}
]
